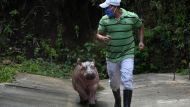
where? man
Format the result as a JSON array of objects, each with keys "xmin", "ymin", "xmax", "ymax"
[{"xmin": 96, "ymin": 0, "xmax": 144, "ymax": 107}]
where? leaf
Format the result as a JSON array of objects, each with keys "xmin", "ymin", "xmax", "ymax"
[{"xmin": 9, "ymin": 9, "xmax": 19, "ymax": 16}]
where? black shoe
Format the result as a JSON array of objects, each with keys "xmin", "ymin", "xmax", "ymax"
[
  {"xmin": 123, "ymin": 89, "xmax": 132, "ymax": 107},
  {"xmin": 112, "ymin": 89, "xmax": 121, "ymax": 107}
]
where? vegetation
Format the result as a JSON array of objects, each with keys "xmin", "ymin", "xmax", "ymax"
[
  {"xmin": 0, "ymin": 64, "xmax": 17, "ymax": 82},
  {"xmin": 1, "ymin": 0, "xmax": 190, "ymax": 82},
  {"xmin": 0, "ymin": 59, "xmax": 72, "ymax": 82}
]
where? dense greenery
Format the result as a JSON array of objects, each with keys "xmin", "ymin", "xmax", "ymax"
[
  {"xmin": 0, "ymin": 64, "xmax": 17, "ymax": 82},
  {"xmin": 0, "ymin": 59, "xmax": 72, "ymax": 82},
  {"xmin": 1, "ymin": 0, "xmax": 190, "ymax": 82}
]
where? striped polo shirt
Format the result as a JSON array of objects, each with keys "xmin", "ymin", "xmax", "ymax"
[{"xmin": 98, "ymin": 8, "xmax": 142, "ymax": 62}]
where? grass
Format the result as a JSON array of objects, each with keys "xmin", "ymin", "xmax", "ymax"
[
  {"xmin": 1, "ymin": 58, "xmax": 190, "ymax": 83},
  {"xmin": 0, "ymin": 64, "xmax": 17, "ymax": 82},
  {"xmin": 0, "ymin": 59, "xmax": 74, "ymax": 83},
  {"xmin": 178, "ymin": 68, "xmax": 190, "ymax": 75},
  {"xmin": 18, "ymin": 59, "xmax": 73, "ymax": 78}
]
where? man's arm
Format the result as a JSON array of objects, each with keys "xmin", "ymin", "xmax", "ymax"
[
  {"xmin": 96, "ymin": 32, "xmax": 111, "ymax": 42},
  {"xmin": 138, "ymin": 24, "xmax": 144, "ymax": 50}
]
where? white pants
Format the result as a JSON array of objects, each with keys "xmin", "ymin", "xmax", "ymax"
[{"xmin": 106, "ymin": 58, "xmax": 134, "ymax": 91}]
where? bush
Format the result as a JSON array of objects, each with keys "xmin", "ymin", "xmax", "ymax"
[
  {"xmin": 0, "ymin": 64, "xmax": 17, "ymax": 82},
  {"xmin": 18, "ymin": 59, "xmax": 73, "ymax": 79}
]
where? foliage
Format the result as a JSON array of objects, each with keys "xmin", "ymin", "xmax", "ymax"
[
  {"xmin": 0, "ymin": 45, "xmax": 107, "ymax": 83},
  {"xmin": 0, "ymin": 59, "xmax": 73, "ymax": 83},
  {"xmin": 1, "ymin": 0, "xmax": 190, "ymax": 81},
  {"xmin": 56, "ymin": 41, "xmax": 107, "ymax": 79},
  {"xmin": 0, "ymin": 64, "xmax": 17, "ymax": 82},
  {"xmin": 18, "ymin": 58, "xmax": 72, "ymax": 79},
  {"xmin": 177, "ymin": 68, "xmax": 190, "ymax": 75}
]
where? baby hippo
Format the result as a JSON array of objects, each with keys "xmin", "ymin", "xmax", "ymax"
[{"xmin": 72, "ymin": 59, "xmax": 99, "ymax": 107}]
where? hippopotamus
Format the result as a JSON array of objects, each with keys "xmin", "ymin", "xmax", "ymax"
[{"xmin": 72, "ymin": 59, "xmax": 99, "ymax": 107}]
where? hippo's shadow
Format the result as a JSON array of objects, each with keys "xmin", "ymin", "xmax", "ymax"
[
  {"xmin": 75, "ymin": 100, "xmax": 110, "ymax": 107},
  {"xmin": 95, "ymin": 100, "xmax": 110, "ymax": 107}
]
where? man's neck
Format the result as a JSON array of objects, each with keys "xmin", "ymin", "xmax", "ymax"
[{"xmin": 115, "ymin": 8, "xmax": 121, "ymax": 19}]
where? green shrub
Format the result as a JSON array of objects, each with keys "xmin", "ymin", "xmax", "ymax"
[
  {"xmin": 177, "ymin": 68, "xmax": 190, "ymax": 75},
  {"xmin": 0, "ymin": 65, "xmax": 17, "ymax": 82},
  {"xmin": 18, "ymin": 59, "xmax": 73, "ymax": 79}
]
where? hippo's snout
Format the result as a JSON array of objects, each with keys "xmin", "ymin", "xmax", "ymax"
[{"xmin": 85, "ymin": 73, "xmax": 96, "ymax": 80}]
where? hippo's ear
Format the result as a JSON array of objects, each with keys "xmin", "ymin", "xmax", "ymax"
[{"xmin": 77, "ymin": 58, "xmax": 84, "ymax": 68}]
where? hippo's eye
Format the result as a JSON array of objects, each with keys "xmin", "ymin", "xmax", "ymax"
[
  {"xmin": 90, "ymin": 65, "xmax": 95, "ymax": 69},
  {"xmin": 81, "ymin": 66, "xmax": 87, "ymax": 70}
]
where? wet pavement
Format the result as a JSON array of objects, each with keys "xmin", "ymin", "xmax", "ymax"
[{"xmin": 0, "ymin": 73, "xmax": 190, "ymax": 107}]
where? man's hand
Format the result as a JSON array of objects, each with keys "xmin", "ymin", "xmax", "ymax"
[
  {"xmin": 100, "ymin": 35, "xmax": 111, "ymax": 42},
  {"xmin": 138, "ymin": 24, "xmax": 144, "ymax": 51},
  {"xmin": 139, "ymin": 42, "xmax": 144, "ymax": 50},
  {"xmin": 97, "ymin": 34, "xmax": 111, "ymax": 42}
]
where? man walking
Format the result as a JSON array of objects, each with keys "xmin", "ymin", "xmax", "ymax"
[{"xmin": 96, "ymin": 0, "xmax": 144, "ymax": 107}]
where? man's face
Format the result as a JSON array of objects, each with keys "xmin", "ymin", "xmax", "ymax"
[
  {"xmin": 107, "ymin": 5, "xmax": 117, "ymax": 12},
  {"xmin": 103, "ymin": 5, "xmax": 117, "ymax": 18}
]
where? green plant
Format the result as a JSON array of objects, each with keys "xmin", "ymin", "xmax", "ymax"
[
  {"xmin": 0, "ymin": 22, "xmax": 14, "ymax": 56},
  {"xmin": 18, "ymin": 59, "xmax": 73, "ymax": 79},
  {"xmin": 9, "ymin": 9, "xmax": 19, "ymax": 16},
  {"xmin": 177, "ymin": 68, "xmax": 190, "ymax": 75},
  {"xmin": 41, "ymin": 40, "xmax": 58, "ymax": 63},
  {"xmin": 0, "ymin": 65, "xmax": 17, "ymax": 82}
]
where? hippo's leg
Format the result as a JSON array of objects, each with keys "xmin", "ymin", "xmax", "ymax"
[
  {"xmin": 89, "ymin": 104, "xmax": 96, "ymax": 107},
  {"xmin": 76, "ymin": 86, "xmax": 88, "ymax": 104},
  {"xmin": 88, "ymin": 87, "xmax": 97, "ymax": 106},
  {"xmin": 88, "ymin": 91, "xmax": 96, "ymax": 107},
  {"xmin": 79, "ymin": 95, "xmax": 88, "ymax": 104}
]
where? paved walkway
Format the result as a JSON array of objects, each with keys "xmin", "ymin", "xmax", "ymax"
[{"xmin": 0, "ymin": 73, "xmax": 190, "ymax": 107}]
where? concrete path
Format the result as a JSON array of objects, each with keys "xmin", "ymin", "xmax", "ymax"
[{"xmin": 0, "ymin": 73, "xmax": 190, "ymax": 107}]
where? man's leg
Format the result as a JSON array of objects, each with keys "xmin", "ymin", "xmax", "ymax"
[
  {"xmin": 120, "ymin": 58, "xmax": 134, "ymax": 107},
  {"xmin": 123, "ymin": 89, "xmax": 132, "ymax": 107},
  {"xmin": 107, "ymin": 61, "xmax": 121, "ymax": 107}
]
